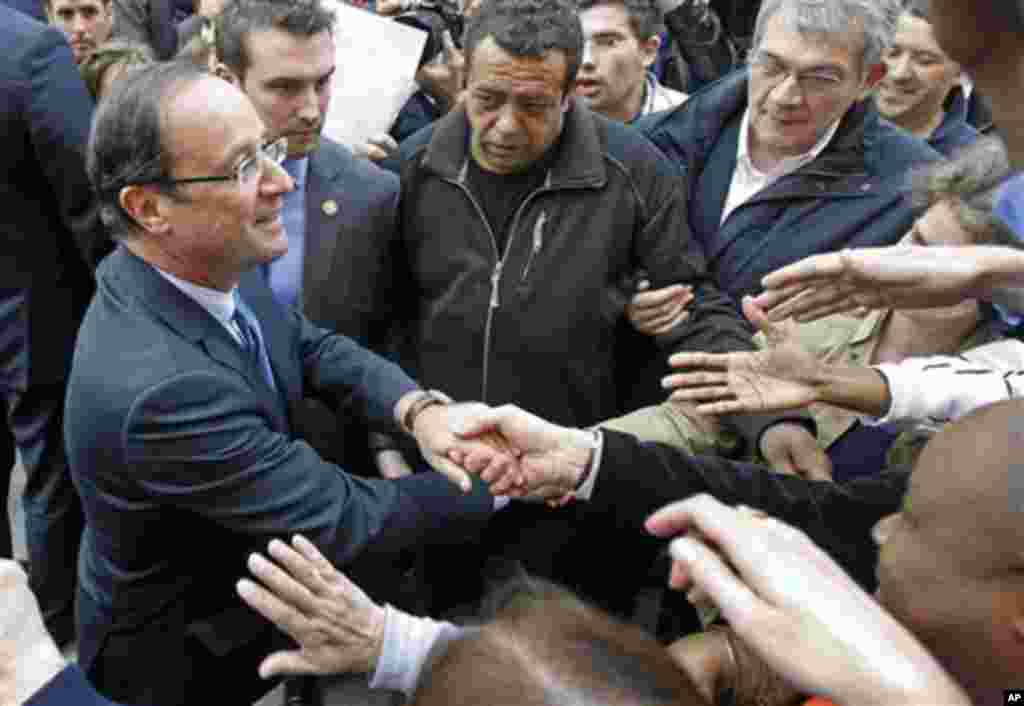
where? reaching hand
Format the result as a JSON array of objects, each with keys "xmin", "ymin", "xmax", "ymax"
[
  {"xmin": 413, "ymin": 402, "xmax": 520, "ymax": 493},
  {"xmin": 753, "ymin": 245, "xmax": 981, "ymax": 323},
  {"xmin": 758, "ymin": 423, "xmax": 832, "ymax": 482},
  {"xmin": 354, "ymin": 134, "xmax": 399, "ymax": 163},
  {"xmin": 449, "ymin": 404, "xmax": 594, "ymax": 501},
  {"xmin": 645, "ymin": 496, "xmax": 969, "ymax": 706},
  {"xmin": 626, "ymin": 282, "xmax": 694, "ymax": 336},
  {"xmin": 236, "ymin": 536, "xmax": 386, "ymax": 679},
  {"xmin": 415, "ymin": 32, "xmax": 465, "ymax": 110},
  {"xmin": 663, "ymin": 297, "xmax": 824, "ymax": 415},
  {"xmin": 0, "ymin": 560, "xmax": 68, "ymax": 706}
]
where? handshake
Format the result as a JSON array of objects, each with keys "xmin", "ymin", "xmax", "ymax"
[{"xmin": 418, "ymin": 403, "xmax": 600, "ymax": 503}]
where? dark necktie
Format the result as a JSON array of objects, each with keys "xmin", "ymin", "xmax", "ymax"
[{"xmin": 232, "ymin": 294, "xmax": 276, "ymax": 390}]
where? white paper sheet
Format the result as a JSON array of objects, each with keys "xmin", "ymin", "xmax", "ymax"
[{"xmin": 321, "ymin": 0, "xmax": 427, "ymax": 150}]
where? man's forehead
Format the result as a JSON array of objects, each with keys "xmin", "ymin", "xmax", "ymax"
[
  {"xmin": 757, "ymin": 11, "xmax": 863, "ymax": 70},
  {"xmin": 52, "ymin": 0, "xmax": 106, "ymax": 10},
  {"xmin": 580, "ymin": 4, "xmax": 635, "ymax": 37},
  {"xmin": 244, "ymin": 28, "xmax": 335, "ymax": 77},
  {"xmin": 165, "ymin": 77, "xmax": 265, "ymax": 161},
  {"xmin": 469, "ymin": 40, "xmax": 568, "ymax": 93}
]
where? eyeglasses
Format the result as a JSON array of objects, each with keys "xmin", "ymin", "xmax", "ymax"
[
  {"xmin": 749, "ymin": 53, "xmax": 848, "ymax": 97},
  {"xmin": 138, "ymin": 137, "xmax": 289, "ymax": 191}
]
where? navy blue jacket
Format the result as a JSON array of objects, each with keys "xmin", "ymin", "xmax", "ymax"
[
  {"xmin": 66, "ymin": 247, "xmax": 494, "ymax": 706},
  {"xmin": 929, "ymin": 94, "xmax": 981, "ymax": 157},
  {"xmin": 637, "ymin": 70, "xmax": 943, "ymax": 300}
]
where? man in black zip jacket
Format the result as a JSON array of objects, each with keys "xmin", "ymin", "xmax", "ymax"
[{"xmin": 388, "ymin": 0, "xmax": 824, "ymax": 617}]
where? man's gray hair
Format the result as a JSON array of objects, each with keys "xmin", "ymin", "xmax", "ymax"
[
  {"xmin": 751, "ymin": 0, "xmax": 897, "ymax": 73},
  {"xmin": 87, "ymin": 61, "xmax": 209, "ymax": 239}
]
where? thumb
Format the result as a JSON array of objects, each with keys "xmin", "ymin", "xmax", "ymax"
[
  {"xmin": 742, "ymin": 295, "xmax": 787, "ymax": 346},
  {"xmin": 451, "ymin": 406, "xmax": 503, "ymax": 438},
  {"xmin": 258, "ymin": 651, "xmax": 313, "ymax": 679}
]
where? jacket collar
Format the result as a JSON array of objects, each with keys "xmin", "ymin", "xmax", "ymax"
[
  {"xmin": 103, "ymin": 246, "xmax": 269, "ymax": 385},
  {"xmin": 419, "ymin": 101, "xmax": 606, "ymax": 189}
]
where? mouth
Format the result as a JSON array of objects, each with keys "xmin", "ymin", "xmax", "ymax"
[
  {"xmin": 575, "ymin": 80, "xmax": 601, "ymax": 96},
  {"xmin": 878, "ymin": 84, "xmax": 919, "ymax": 102}
]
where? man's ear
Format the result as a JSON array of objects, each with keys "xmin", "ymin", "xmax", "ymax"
[
  {"xmin": 860, "ymin": 62, "xmax": 886, "ymax": 98},
  {"xmin": 119, "ymin": 185, "xmax": 171, "ymax": 236},
  {"xmin": 640, "ymin": 34, "xmax": 661, "ymax": 70},
  {"xmin": 214, "ymin": 62, "xmax": 240, "ymax": 86}
]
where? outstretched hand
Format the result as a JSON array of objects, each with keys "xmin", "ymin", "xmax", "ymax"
[
  {"xmin": 645, "ymin": 496, "xmax": 969, "ymax": 706},
  {"xmin": 448, "ymin": 404, "xmax": 594, "ymax": 501},
  {"xmin": 663, "ymin": 297, "xmax": 824, "ymax": 415},
  {"xmin": 236, "ymin": 536, "xmax": 386, "ymax": 679},
  {"xmin": 752, "ymin": 245, "xmax": 980, "ymax": 323}
]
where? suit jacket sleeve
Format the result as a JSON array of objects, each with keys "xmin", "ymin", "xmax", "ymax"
[
  {"xmin": 584, "ymin": 430, "xmax": 908, "ymax": 590},
  {"xmin": 22, "ymin": 26, "xmax": 108, "ymax": 267},
  {"xmin": 26, "ymin": 666, "xmax": 121, "ymax": 706},
  {"xmin": 120, "ymin": 345, "xmax": 491, "ymax": 570}
]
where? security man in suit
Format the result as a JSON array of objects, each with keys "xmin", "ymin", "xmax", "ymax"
[
  {"xmin": 213, "ymin": 0, "xmax": 410, "ymax": 481},
  {"xmin": 66, "ymin": 60, "xmax": 511, "ymax": 706},
  {"xmin": 0, "ymin": 1, "xmax": 104, "ymax": 649}
]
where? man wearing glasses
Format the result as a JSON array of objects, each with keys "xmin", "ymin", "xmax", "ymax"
[
  {"xmin": 633, "ymin": 0, "xmax": 942, "ymax": 304},
  {"xmin": 64, "ymin": 61, "xmax": 511, "ymax": 706}
]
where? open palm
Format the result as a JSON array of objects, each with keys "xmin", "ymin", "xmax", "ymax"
[{"xmin": 663, "ymin": 298, "xmax": 823, "ymax": 415}]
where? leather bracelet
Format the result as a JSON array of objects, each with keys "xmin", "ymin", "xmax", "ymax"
[{"xmin": 401, "ymin": 390, "xmax": 453, "ymax": 435}]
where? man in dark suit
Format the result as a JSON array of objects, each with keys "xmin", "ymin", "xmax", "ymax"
[
  {"xmin": 213, "ymin": 0, "xmax": 409, "ymax": 479},
  {"xmin": 66, "ymin": 60, "xmax": 509, "ymax": 706},
  {"xmin": 0, "ymin": 1, "xmax": 104, "ymax": 649}
]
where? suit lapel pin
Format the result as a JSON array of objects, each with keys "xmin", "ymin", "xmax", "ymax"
[{"xmin": 322, "ymin": 199, "xmax": 338, "ymax": 216}]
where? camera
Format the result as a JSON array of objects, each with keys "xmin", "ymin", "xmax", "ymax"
[{"xmin": 393, "ymin": 0, "xmax": 464, "ymax": 67}]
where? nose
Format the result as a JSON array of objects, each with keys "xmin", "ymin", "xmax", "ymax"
[
  {"xmin": 297, "ymin": 85, "xmax": 321, "ymax": 124},
  {"xmin": 581, "ymin": 39, "xmax": 595, "ymax": 67},
  {"xmin": 888, "ymin": 54, "xmax": 913, "ymax": 81},
  {"xmin": 768, "ymin": 72, "xmax": 803, "ymax": 106},
  {"xmin": 492, "ymin": 104, "xmax": 520, "ymax": 137},
  {"xmin": 260, "ymin": 158, "xmax": 294, "ymax": 196},
  {"xmin": 72, "ymin": 13, "xmax": 88, "ymax": 34},
  {"xmin": 872, "ymin": 513, "xmax": 897, "ymax": 547}
]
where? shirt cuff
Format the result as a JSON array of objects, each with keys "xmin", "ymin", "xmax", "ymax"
[
  {"xmin": 572, "ymin": 429, "xmax": 604, "ymax": 502},
  {"xmin": 369, "ymin": 605, "xmax": 463, "ymax": 697}
]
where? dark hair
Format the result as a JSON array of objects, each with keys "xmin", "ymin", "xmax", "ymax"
[
  {"xmin": 463, "ymin": 0, "xmax": 583, "ymax": 92},
  {"xmin": 574, "ymin": 0, "xmax": 664, "ymax": 41},
  {"xmin": 86, "ymin": 61, "xmax": 209, "ymax": 239},
  {"xmin": 909, "ymin": 137, "xmax": 1019, "ymax": 247},
  {"xmin": 215, "ymin": 0, "xmax": 335, "ymax": 79},
  {"xmin": 411, "ymin": 579, "xmax": 708, "ymax": 706},
  {"xmin": 78, "ymin": 39, "xmax": 154, "ymax": 100}
]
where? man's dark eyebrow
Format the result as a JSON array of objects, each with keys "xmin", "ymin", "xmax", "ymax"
[{"xmin": 755, "ymin": 49, "xmax": 845, "ymax": 74}]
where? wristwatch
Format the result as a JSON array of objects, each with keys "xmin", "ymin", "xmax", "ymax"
[{"xmin": 401, "ymin": 390, "xmax": 453, "ymax": 435}]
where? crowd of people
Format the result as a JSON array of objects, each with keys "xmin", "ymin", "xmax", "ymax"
[{"xmin": 1, "ymin": 0, "xmax": 1023, "ymax": 704}]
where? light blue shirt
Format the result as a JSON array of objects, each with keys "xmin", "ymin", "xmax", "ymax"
[{"xmin": 267, "ymin": 157, "xmax": 309, "ymax": 311}]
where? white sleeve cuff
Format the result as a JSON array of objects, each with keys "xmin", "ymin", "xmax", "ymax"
[
  {"xmin": 572, "ymin": 429, "xmax": 603, "ymax": 502},
  {"xmin": 369, "ymin": 605, "xmax": 463, "ymax": 697}
]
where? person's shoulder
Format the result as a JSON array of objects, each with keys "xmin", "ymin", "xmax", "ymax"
[
  {"xmin": 0, "ymin": 3, "xmax": 63, "ymax": 70},
  {"xmin": 316, "ymin": 137, "xmax": 399, "ymax": 193},
  {"xmin": 865, "ymin": 114, "xmax": 944, "ymax": 176},
  {"xmin": 592, "ymin": 109, "xmax": 682, "ymax": 181}
]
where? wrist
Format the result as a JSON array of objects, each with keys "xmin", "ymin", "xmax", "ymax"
[
  {"xmin": 397, "ymin": 390, "xmax": 452, "ymax": 436},
  {"xmin": 568, "ymin": 427, "xmax": 599, "ymax": 490}
]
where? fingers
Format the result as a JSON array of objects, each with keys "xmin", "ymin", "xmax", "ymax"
[
  {"xmin": 792, "ymin": 446, "xmax": 833, "ymax": 483},
  {"xmin": 430, "ymin": 454, "xmax": 474, "ymax": 493},
  {"xmin": 237, "ymin": 575, "xmax": 310, "ymax": 646},
  {"xmin": 631, "ymin": 284, "xmax": 691, "ymax": 310},
  {"xmin": 258, "ymin": 651, "xmax": 316, "ymax": 680},
  {"xmin": 760, "ymin": 252, "xmax": 842, "ymax": 291},
  {"xmin": 666, "ymin": 351, "xmax": 732, "ymax": 373},
  {"xmin": 741, "ymin": 296, "xmax": 785, "ymax": 345},
  {"xmin": 246, "ymin": 549, "xmax": 320, "ymax": 615},
  {"xmin": 291, "ymin": 535, "xmax": 340, "ymax": 580}
]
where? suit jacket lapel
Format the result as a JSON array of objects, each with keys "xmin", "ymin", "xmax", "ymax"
[
  {"xmin": 303, "ymin": 149, "xmax": 342, "ymax": 315},
  {"xmin": 109, "ymin": 247, "xmax": 253, "ymax": 383}
]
